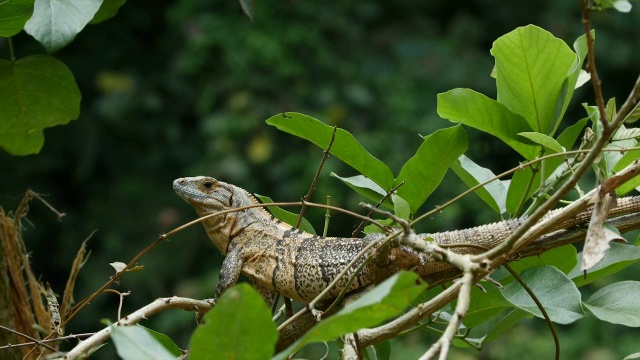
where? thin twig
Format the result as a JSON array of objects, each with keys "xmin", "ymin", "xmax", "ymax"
[
  {"xmin": 351, "ymin": 180, "xmax": 406, "ymax": 237},
  {"xmin": 579, "ymin": 0, "xmax": 608, "ymax": 126},
  {"xmin": 503, "ymin": 264, "xmax": 559, "ymax": 360},
  {"xmin": 0, "ymin": 324, "xmax": 60, "ymax": 353},
  {"xmin": 296, "ymin": 126, "xmax": 337, "ymax": 228}
]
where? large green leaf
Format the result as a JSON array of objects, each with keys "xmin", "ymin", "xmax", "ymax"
[
  {"xmin": 0, "ymin": 55, "xmax": 80, "ymax": 155},
  {"xmin": 483, "ymin": 309, "xmax": 532, "ymax": 343},
  {"xmin": 266, "ymin": 113, "xmax": 394, "ymax": 189},
  {"xmin": 545, "ymin": 32, "xmax": 591, "ymax": 137},
  {"xmin": 395, "ymin": 125, "xmax": 467, "ymax": 213},
  {"xmin": 501, "ymin": 265, "xmax": 584, "ymax": 324},
  {"xmin": 273, "ymin": 271, "xmax": 426, "ymax": 360},
  {"xmin": 437, "ymin": 88, "xmax": 537, "ymax": 160},
  {"xmin": 583, "ymin": 281, "xmax": 640, "ymax": 327},
  {"xmin": 451, "ymin": 155, "xmax": 508, "ymax": 215},
  {"xmin": 24, "ymin": 0, "xmax": 103, "ymax": 53},
  {"xmin": 190, "ymin": 284, "xmax": 278, "ymax": 360},
  {"xmin": 0, "ymin": 0, "xmax": 34, "ymax": 37},
  {"xmin": 491, "ymin": 25, "xmax": 576, "ymax": 134}
]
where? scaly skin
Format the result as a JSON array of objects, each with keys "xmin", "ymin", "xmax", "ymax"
[{"xmin": 173, "ymin": 176, "xmax": 640, "ymax": 305}]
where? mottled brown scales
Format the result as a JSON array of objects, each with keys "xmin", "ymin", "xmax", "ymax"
[{"xmin": 173, "ymin": 176, "xmax": 640, "ymax": 306}]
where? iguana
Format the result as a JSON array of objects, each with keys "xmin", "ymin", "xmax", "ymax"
[{"xmin": 173, "ymin": 176, "xmax": 640, "ymax": 306}]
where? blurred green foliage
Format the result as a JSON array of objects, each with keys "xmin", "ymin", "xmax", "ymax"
[{"xmin": 1, "ymin": 1, "xmax": 640, "ymax": 358}]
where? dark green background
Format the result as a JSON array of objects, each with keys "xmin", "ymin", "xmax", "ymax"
[{"xmin": 1, "ymin": 1, "xmax": 639, "ymax": 358}]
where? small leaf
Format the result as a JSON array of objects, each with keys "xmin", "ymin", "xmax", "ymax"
[
  {"xmin": 255, "ymin": 194, "xmax": 316, "ymax": 235},
  {"xmin": 111, "ymin": 325, "xmax": 176, "ymax": 360},
  {"xmin": 583, "ymin": 281, "xmax": 640, "ymax": 326},
  {"xmin": 90, "ymin": 0, "xmax": 127, "ymax": 24},
  {"xmin": 395, "ymin": 125, "xmax": 467, "ymax": 213},
  {"xmin": 24, "ymin": 0, "xmax": 103, "ymax": 53},
  {"xmin": 505, "ymin": 167, "xmax": 539, "ymax": 215},
  {"xmin": 273, "ymin": 272, "xmax": 426, "ymax": 360},
  {"xmin": 581, "ymin": 193, "xmax": 625, "ymax": 271},
  {"xmin": 191, "ymin": 284, "xmax": 278, "ymax": 360},
  {"xmin": 623, "ymin": 102, "xmax": 640, "ymax": 124},
  {"xmin": 391, "ymin": 194, "xmax": 410, "ymax": 220},
  {"xmin": 451, "ymin": 154, "xmax": 508, "ymax": 215},
  {"xmin": 140, "ymin": 326, "xmax": 183, "ymax": 357},
  {"xmin": 575, "ymin": 70, "xmax": 590, "ymax": 89},
  {"xmin": 0, "ymin": 55, "xmax": 81, "ymax": 155},
  {"xmin": 0, "ymin": 0, "xmax": 34, "ymax": 37},
  {"xmin": 238, "ymin": 0, "xmax": 255, "ymax": 20},
  {"xmin": 266, "ymin": 113, "xmax": 394, "ymax": 189},
  {"xmin": 331, "ymin": 173, "xmax": 393, "ymax": 209},
  {"xmin": 517, "ymin": 132, "xmax": 564, "ymax": 153},
  {"xmin": 614, "ymin": 128, "xmax": 640, "ymax": 141},
  {"xmin": 501, "ymin": 266, "xmax": 584, "ymax": 324},
  {"xmin": 110, "ymin": 262, "xmax": 127, "ymax": 273}
]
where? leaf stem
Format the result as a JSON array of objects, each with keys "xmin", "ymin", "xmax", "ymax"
[{"xmin": 8, "ymin": 37, "xmax": 16, "ymax": 62}]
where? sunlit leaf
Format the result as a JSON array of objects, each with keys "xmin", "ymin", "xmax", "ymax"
[
  {"xmin": 491, "ymin": 25, "xmax": 576, "ymax": 134},
  {"xmin": 24, "ymin": 0, "xmax": 103, "ymax": 53},
  {"xmin": 90, "ymin": 0, "xmax": 126, "ymax": 24},
  {"xmin": 451, "ymin": 154, "xmax": 508, "ymax": 214}
]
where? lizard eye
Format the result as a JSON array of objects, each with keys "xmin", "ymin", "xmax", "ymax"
[{"xmin": 203, "ymin": 181, "xmax": 214, "ymax": 190}]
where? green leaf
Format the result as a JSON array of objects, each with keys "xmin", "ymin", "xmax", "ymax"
[
  {"xmin": 544, "ymin": 117, "xmax": 589, "ymax": 176},
  {"xmin": 395, "ymin": 125, "xmax": 467, "ymax": 213},
  {"xmin": 463, "ymin": 287, "xmax": 511, "ymax": 328},
  {"xmin": 491, "ymin": 25, "xmax": 576, "ymax": 134},
  {"xmin": 583, "ymin": 281, "xmax": 640, "ymax": 326},
  {"xmin": 437, "ymin": 88, "xmax": 537, "ymax": 159},
  {"xmin": 392, "ymin": 194, "xmax": 410, "ymax": 220},
  {"xmin": 24, "ymin": 0, "xmax": 103, "ymax": 53},
  {"xmin": 599, "ymin": 0, "xmax": 633, "ymax": 12},
  {"xmin": 273, "ymin": 272, "xmax": 426, "ymax": 360},
  {"xmin": 517, "ymin": 132, "xmax": 564, "ymax": 153},
  {"xmin": 613, "ymin": 148, "xmax": 640, "ymax": 195},
  {"xmin": 547, "ymin": 32, "xmax": 591, "ymax": 136},
  {"xmin": 254, "ymin": 195, "xmax": 316, "ymax": 235},
  {"xmin": 330, "ymin": 173, "xmax": 393, "ymax": 209},
  {"xmin": 569, "ymin": 243, "xmax": 640, "ymax": 287},
  {"xmin": 623, "ymin": 101, "xmax": 640, "ymax": 124},
  {"xmin": 483, "ymin": 309, "xmax": 531, "ymax": 343},
  {"xmin": 504, "ymin": 245, "xmax": 578, "ymax": 280},
  {"xmin": 501, "ymin": 265, "xmax": 584, "ymax": 324},
  {"xmin": 90, "ymin": 0, "xmax": 127, "ymax": 24},
  {"xmin": 138, "ymin": 326, "xmax": 183, "ymax": 357},
  {"xmin": 0, "ymin": 0, "xmax": 34, "ymax": 37},
  {"xmin": 111, "ymin": 325, "xmax": 176, "ymax": 360},
  {"xmin": 0, "ymin": 55, "xmax": 80, "ymax": 155},
  {"xmin": 266, "ymin": 113, "xmax": 394, "ymax": 189},
  {"xmin": 191, "ymin": 284, "xmax": 278, "ymax": 360},
  {"xmin": 369, "ymin": 341, "xmax": 391, "ymax": 360},
  {"xmin": 505, "ymin": 167, "xmax": 539, "ymax": 215},
  {"xmin": 451, "ymin": 154, "xmax": 508, "ymax": 215}
]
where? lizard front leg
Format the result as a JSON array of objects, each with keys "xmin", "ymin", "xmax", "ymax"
[{"xmin": 208, "ymin": 245, "xmax": 243, "ymax": 306}]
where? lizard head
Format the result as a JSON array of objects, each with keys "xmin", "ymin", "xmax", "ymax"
[
  {"xmin": 173, "ymin": 176, "xmax": 261, "ymax": 253},
  {"xmin": 173, "ymin": 176, "xmax": 244, "ymax": 215}
]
